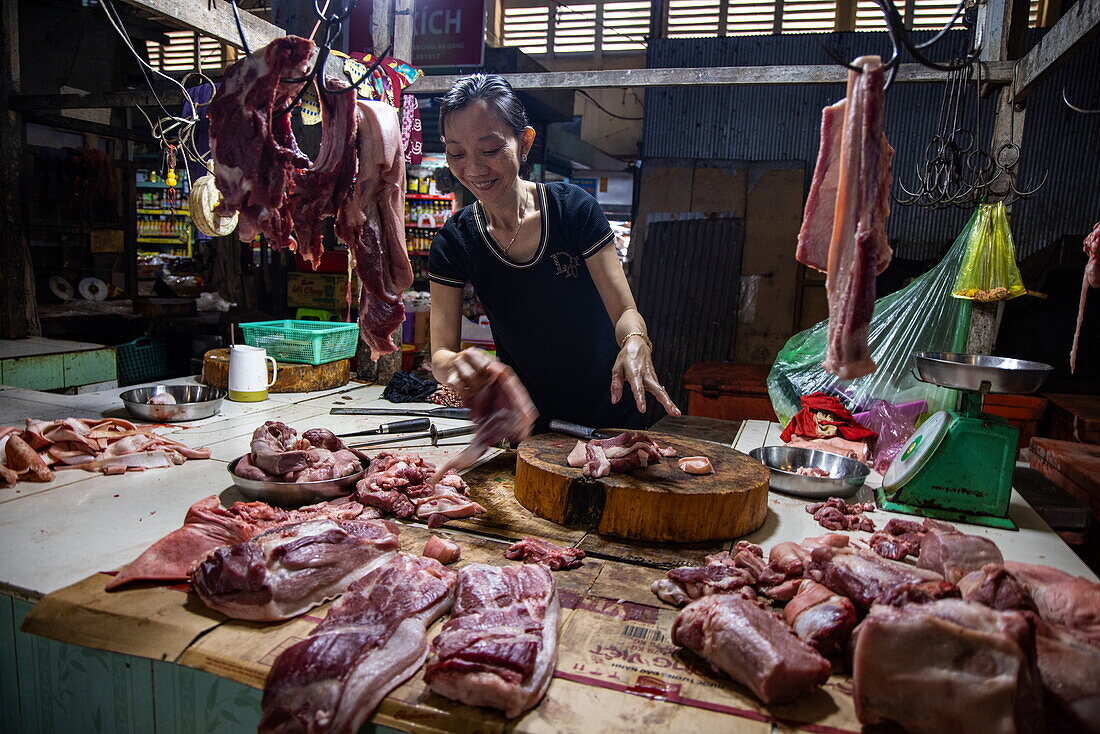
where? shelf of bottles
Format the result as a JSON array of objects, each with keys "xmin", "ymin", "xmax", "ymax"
[
  {"xmin": 136, "ymin": 168, "xmax": 193, "ymax": 257},
  {"xmin": 405, "ymin": 168, "xmax": 454, "ymax": 260}
]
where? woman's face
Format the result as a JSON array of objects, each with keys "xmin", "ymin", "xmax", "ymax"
[{"xmin": 443, "ymin": 101, "xmax": 533, "ymax": 207}]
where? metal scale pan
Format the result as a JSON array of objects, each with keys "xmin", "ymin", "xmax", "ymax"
[{"xmin": 912, "ymin": 352, "xmax": 1052, "ymax": 395}]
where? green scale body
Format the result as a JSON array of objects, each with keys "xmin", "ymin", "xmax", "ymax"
[{"xmin": 877, "ymin": 390, "xmax": 1018, "ymax": 530}]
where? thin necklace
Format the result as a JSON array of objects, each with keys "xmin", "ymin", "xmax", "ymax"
[{"xmin": 500, "ymin": 185, "xmax": 531, "ymax": 254}]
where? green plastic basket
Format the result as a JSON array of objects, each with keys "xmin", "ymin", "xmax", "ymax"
[
  {"xmin": 116, "ymin": 337, "xmax": 168, "ymax": 386},
  {"xmin": 239, "ymin": 320, "xmax": 359, "ymax": 365}
]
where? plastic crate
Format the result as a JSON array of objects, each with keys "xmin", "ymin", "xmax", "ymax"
[
  {"xmin": 239, "ymin": 320, "xmax": 359, "ymax": 365},
  {"xmin": 116, "ymin": 337, "xmax": 168, "ymax": 386}
]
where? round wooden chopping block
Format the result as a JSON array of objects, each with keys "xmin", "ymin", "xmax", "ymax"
[
  {"xmin": 201, "ymin": 348, "xmax": 350, "ymax": 393},
  {"xmin": 514, "ymin": 431, "xmax": 770, "ymax": 543}
]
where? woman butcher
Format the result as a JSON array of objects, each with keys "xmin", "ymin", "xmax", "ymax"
[{"xmin": 428, "ymin": 73, "xmax": 681, "ymax": 431}]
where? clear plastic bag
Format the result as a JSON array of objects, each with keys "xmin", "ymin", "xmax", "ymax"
[
  {"xmin": 859, "ymin": 399, "xmax": 924, "ymax": 474},
  {"xmin": 951, "ymin": 202, "xmax": 1027, "ymax": 302},
  {"xmin": 768, "ymin": 210, "xmax": 979, "ymax": 425}
]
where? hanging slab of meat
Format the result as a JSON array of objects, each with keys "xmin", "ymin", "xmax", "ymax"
[
  {"xmin": 286, "ymin": 79, "xmax": 359, "ymax": 269},
  {"xmin": 565, "ymin": 431, "xmax": 677, "ymax": 478},
  {"xmin": 782, "ymin": 579, "xmax": 858, "ymax": 656},
  {"xmin": 851, "ymin": 599, "xmax": 1043, "ymax": 734},
  {"xmin": 106, "ymin": 495, "xmax": 378, "ymax": 590},
  {"xmin": 1071, "ymin": 221, "xmax": 1100, "ymax": 373},
  {"xmin": 1002, "ymin": 561, "xmax": 1100, "ymax": 645},
  {"xmin": 191, "ymin": 518, "xmax": 400, "ymax": 621},
  {"xmin": 425, "ymin": 563, "xmax": 559, "ymax": 719},
  {"xmin": 335, "ymin": 100, "xmax": 412, "ymax": 360},
  {"xmin": 423, "ymin": 535, "xmax": 461, "ymax": 564},
  {"xmin": 796, "ymin": 56, "xmax": 893, "ymax": 380},
  {"xmin": 260, "ymin": 553, "xmax": 456, "ymax": 734},
  {"xmin": 672, "ymin": 595, "xmax": 831, "ymax": 704},
  {"xmin": 504, "ymin": 537, "xmax": 586, "ymax": 570},
  {"xmin": 808, "ymin": 544, "xmax": 946, "ymax": 612},
  {"xmin": 430, "ymin": 361, "xmax": 537, "ymax": 481},
  {"xmin": 915, "ymin": 522, "xmax": 1004, "ymax": 583},
  {"xmin": 208, "ymin": 37, "xmax": 315, "ymax": 248}
]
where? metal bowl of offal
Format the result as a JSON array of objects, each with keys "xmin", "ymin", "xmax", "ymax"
[
  {"xmin": 226, "ymin": 456, "xmax": 367, "ymax": 507},
  {"xmin": 912, "ymin": 352, "xmax": 1052, "ymax": 394},
  {"xmin": 749, "ymin": 446, "xmax": 870, "ymax": 499},
  {"xmin": 120, "ymin": 385, "xmax": 227, "ymax": 422}
]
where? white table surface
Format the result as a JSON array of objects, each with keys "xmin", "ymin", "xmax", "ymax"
[{"xmin": 0, "ymin": 391, "xmax": 1093, "ymax": 600}]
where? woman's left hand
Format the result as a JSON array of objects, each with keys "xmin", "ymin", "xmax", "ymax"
[{"xmin": 610, "ymin": 338, "xmax": 682, "ymax": 416}]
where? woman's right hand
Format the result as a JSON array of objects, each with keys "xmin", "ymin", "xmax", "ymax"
[{"xmin": 432, "ymin": 347, "xmax": 499, "ymax": 397}]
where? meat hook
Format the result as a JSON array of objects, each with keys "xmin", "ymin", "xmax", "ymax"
[{"xmin": 1063, "ymin": 87, "xmax": 1100, "ymax": 114}]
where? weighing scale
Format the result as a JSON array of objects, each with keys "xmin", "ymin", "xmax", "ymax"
[{"xmin": 878, "ymin": 352, "xmax": 1052, "ymax": 530}]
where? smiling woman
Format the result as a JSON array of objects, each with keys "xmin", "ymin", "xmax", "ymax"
[{"xmin": 426, "ymin": 73, "xmax": 681, "ymax": 432}]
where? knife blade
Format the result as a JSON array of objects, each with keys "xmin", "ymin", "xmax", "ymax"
[
  {"xmin": 329, "ymin": 407, "xmax": 470, "ymax": 419},
  {"xmin": 347, "ymin": 423, "xmax": 477, "ymax": 449},
  {"xmin": 336, "ymin": 418, "xmax": 431, "ymax": 439},
  {"xmin": 548, "ymin": 419, "xmax": 615, "ymax": 441}
]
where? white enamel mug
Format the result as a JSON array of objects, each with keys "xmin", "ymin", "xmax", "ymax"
[{"xmin": 228, "ymin": 345, "xmax": 277, "ymax": 402}]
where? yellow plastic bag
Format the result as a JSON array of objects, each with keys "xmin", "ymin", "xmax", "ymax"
[{"xmin": 952, "ymin": 201, "xmax": 1027, "ymax": 302}]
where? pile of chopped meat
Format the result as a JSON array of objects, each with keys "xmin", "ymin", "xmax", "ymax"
[
  {"xmin": 0, "ymin": 417, "xmax": 211, "ymax": 487},
  {"xmin": 807, "ymin": 497, "xmax": 876, "ymax": 531},
  {"xmin": 652, "ymin": 518, "xmax": 1100, "ymax": 733},
  {"xmin": 234, "ymin": 421, "xmax": 364, "ymax": 483},
  {"xmin": 796, "ymin": 56, "xmax": 893, "ymax": 380},
  {"xmin": 566, "ymin": 431, "xmax": 678, "ymax": 478},
  {"xmin": 794, "ymin": 466, "xmax": 832, "ymax": 477},
  {"xmin": 504, "ymin": 537, "xmax": 586, "ymax": 570},
  {"xmin": 356, "ymin": 451, "xmax": 485, "ymax": 528},
  {"xmin": 106, "ymin": 494, "xmax": 380, "ymax": 590}
]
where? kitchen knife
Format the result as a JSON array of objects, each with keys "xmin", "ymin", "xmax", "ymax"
[
  {"xmin": 548, "ymin": 419, "xmax": 615, "ymax": 441},
  {"xmin": 347, "ymin": 423, "xmax": 477, "ymax": 449},
  {"xmin": 329, "ymin": 407, "xmax": 470, "ymax": 419},
  {"xmin": 336, "ymin": 418, "xmax": 431, "ymax": 439}
]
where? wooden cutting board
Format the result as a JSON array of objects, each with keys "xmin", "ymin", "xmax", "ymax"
[
  {"xmin": 1029, "ymin": 437, "xmax": 1100, "ymax": 521},
  {"xmin": 200, "ymin": 348, "xmax": 350, "ymax": 393},
  {"xmin": 514, "ymin": 431, "xmax": 769, "ymax": 543}
]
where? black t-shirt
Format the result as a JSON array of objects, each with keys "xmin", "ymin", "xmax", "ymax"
[{"xmin": 428, "ymin": 182, "xmax": 644, "ymax": 431}]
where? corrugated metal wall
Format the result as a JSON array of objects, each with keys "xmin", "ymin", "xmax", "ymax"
[{"xmin": 644, "ymin": 30, "xmax": 1100, "ymax": 259}]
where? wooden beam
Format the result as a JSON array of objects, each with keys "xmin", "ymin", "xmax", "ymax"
[
  {"xmin": 113, "ymin": 0, "xmax": 282, "ymax": 50},
  {"xmin": 407, "ymin": 62, "xmax": 1014, "ymax": 93},
  {"xmin": 1015, "ymin": 0, "xmax": 1100, "ymax": 100},
  {"xmin": 23, "ymin": 112, "xmax": 154, "ymax": 142},
  {"xmin": 10, "ymin": 90, "xmax": 183, "ymax": 111}
]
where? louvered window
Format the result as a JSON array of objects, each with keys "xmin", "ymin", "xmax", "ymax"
[
  {"xmin": 854, "ymin": 0, "xmax": 889, "ymax": 30},
  {"xmin": 145, "ymin": 30, "xmax": 223, "ymax": 73},
  {"xmin": 502, "ymin": 5, "xmax": 551, "ymax": 54},
  {"xmin": 603, "ymin": 1, "xmax": 651, "ymax": 50},
  {"xmin": 554, "ymin": 3, "xmax": 598, "ymax": 52},
  {"xmin": 728, "ymin": 0, "xmax": 778, "ymax": 34},
  {"xmin": 908, "ymin": 0, "xmax": 965, "ymax": 30},
  {"xmin": 667, "ymin": 0, "xmax": 723, "ymax": 37},
  {"xmin": 781, "ymin": 0, "xmax": 836, "ymax": 32}
]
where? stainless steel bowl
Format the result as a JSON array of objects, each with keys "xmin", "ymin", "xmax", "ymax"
[
  {"xmin": 912, "ymin": 352, "xmax": 1052, "ymax": 394},
  {"xmin": 227, "ymin": 457, "xmax": 367, "ymax": 507},
  {"xmin": 120, "ymin": 385, "xmax": 227, "ymax": 422},
  {"xmin": 749, "ymin": 446, "xmax": 870, "ymax": 499}
]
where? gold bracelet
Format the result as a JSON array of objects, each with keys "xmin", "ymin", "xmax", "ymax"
[{"xmin": 620, "ymin": 331, "xmax": 652, "ymax": 349}]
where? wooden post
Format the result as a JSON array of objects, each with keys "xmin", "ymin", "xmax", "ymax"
[
  {"xmin": 372, "ymin": 0, "xmax": 393, "ymax": 55},
  {"xmin": 0, "ymin": 0, "xmax": 40, "ymax": 339},
  {"xmin": 393, "ymin": 0, "xmax": 414, "ymax": 61}
]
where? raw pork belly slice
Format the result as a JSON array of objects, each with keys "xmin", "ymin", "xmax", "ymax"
[
  {"xmin": 504, "ymin": 537, "xmax": 586, "ymax": 570},
  {"xmin": 335, "ymin": 100, "xmax": 411, "ymax": 359},
  {"xmin": 916, "ymin": 522, "xmax": 1003, "ymax": 583},
  {"xmin": 782, "ymin": 579, "xmax": 858, "ymax": 656},
  {"xmin": 1071, "ymin": 221, "xmax": 1100, "ymax": 373},
  {"xmin": 260, "ymin": 553, "xmax": 456, "ymax": 734},
  {"xmin": 191, "ymin": 519, "xmax": 400, "ymax": 621},
  {"xmin": 671, "ymin": 595, "xmax": 831, "ymax": 704},
  {"xmin": 431, "ymin": 361, "xmax": 537, "ymax": 481},
  {"xmin": 808, "ymin": 545, "xmax": 945, "ymax": 612},
  {"xmin": 425, "ymin": 563, "xmax": 560, "ymax": 718},
  {"xmin": 207, "ymin": 37, "xmax": 315, "ymax": 248},
  {"xmin": 565, "ymin": 431, "xmax": 677, "ymax": 478},
  {"xmin": 851, "ymin": 599, "xmax": 1043, "ymax": 734},
  {"xmin": 802, "ymin": 55, "xmax": 894, "ymax": 380},
  {"xmin": 424, "ymin": 535, "xmax": 461, "ymax": 564}
]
